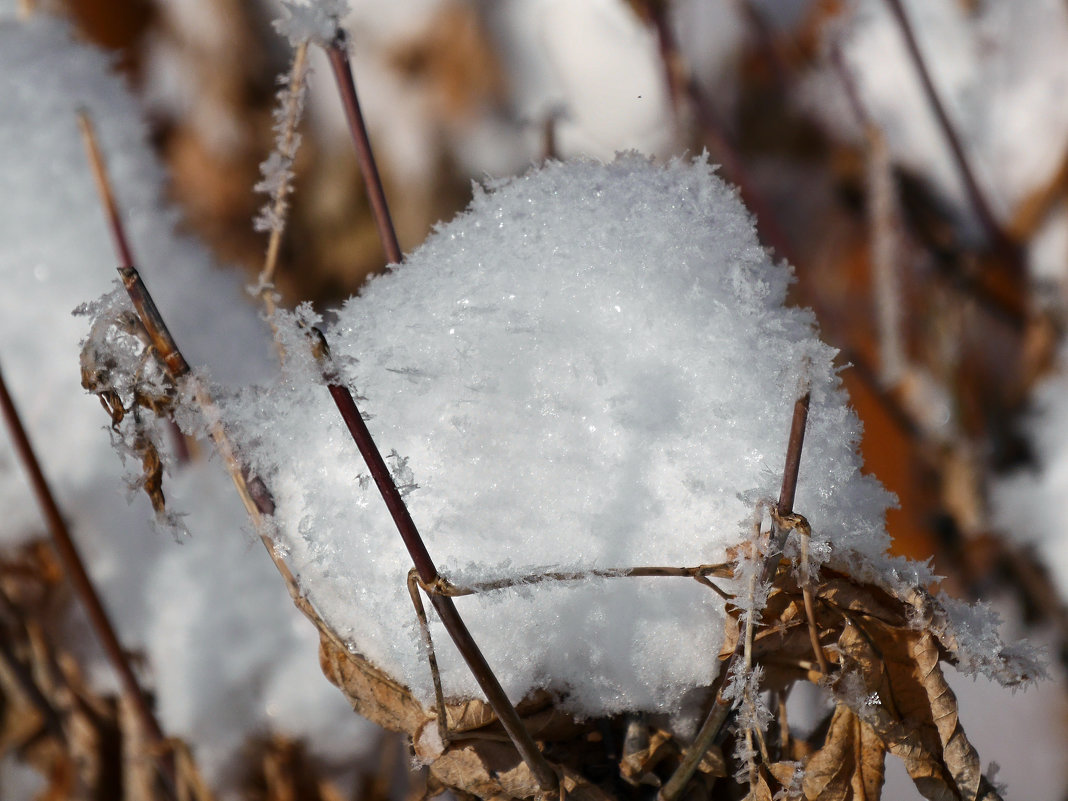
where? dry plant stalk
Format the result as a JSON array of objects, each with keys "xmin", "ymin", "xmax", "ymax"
[
  {"xmin": 255, "ymin": 39, "xmax": 311, "ymax": 347},
  {"xmin": 0, "ymin": 361, "xmax": 182, "ymax": 797},
  {"xmin": 0, "ymin": 544, "xmax": 214, "ymax": 800}
]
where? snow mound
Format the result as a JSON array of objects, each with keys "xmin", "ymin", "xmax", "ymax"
[{"xmin": 218, "ymin": 154, "xmax": 896, "ymax": 715}]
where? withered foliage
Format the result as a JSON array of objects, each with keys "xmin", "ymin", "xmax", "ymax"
[
  {"xmin": 79, "ymin": 298, "xmax": 177, "ymax": 522},
  {"xmin": 0, "ymin": 544, "xmax": 205, "ymax": 800},
  {"xmin": 316, "ymin": 542, "xmax": 1031, "ymax": 801}
]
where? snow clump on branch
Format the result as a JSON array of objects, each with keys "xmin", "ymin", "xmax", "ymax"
[{"xmin": 210, "ymin": 154, "xmax": 929, "ymax": 715}]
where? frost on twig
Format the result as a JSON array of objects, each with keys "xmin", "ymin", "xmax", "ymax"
[
  {"xmin": 77, "ymin": 286, "xmax": 187, "ymax": 538},
  {"xmin": 252, "ymin": 40, "xmax": 311, "ymax": 348},
  {"xmin": 272, "ymin": 0, "xmax": 348, "ymax": 47}
]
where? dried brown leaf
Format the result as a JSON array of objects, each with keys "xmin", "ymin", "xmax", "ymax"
[
  {"xmin": 743, "ymin": 772, "xmax": 774, "ymax": 801},
  {"xmin": 836, "ymin": 618, "xmax": 1001, "ymax": 801},
  {"xmin": 801, "ymin": 705, "xmax": 885, "ymax": 801},
  {"xmin": 620, "ymin": 727, "xmax": 676, "ymax": 785}
]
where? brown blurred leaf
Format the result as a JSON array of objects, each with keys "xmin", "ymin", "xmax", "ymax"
[
  {"xmin": 801, "ymin": 705, "xmax": 884, "ymax": 801},
  {"xmin": 836, "ymin": 619, "xmax": 1000, "ymax": 801}
]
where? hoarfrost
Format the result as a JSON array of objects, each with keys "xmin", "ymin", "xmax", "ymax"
[{"xmin": 273, "ymin": 0, "xmax": 348, "ymax": 46}]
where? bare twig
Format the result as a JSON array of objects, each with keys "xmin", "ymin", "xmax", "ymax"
[
  {"xmin": 659, "ymin": 390, "xmax": 812, "ymax": 801},
  {"xmin": 0, "ymin": 361, "xmax": 178, "ymax": 795},
  {"xmin": 315, "ymin": 37, "xmax": 559, "ymax": 789},
  {"xmin": 643, "ymin": 3, "xmax": 798, "ymax": 266},
  {"xmin": 420, "ymin": 563, "xmax": 733, "ymax": 599},
  {"xmin": 776, "ymin": 391, "xmax": 810, "ymax": 517},
  {"xmin": 324, "ymin": 35, "xmax": 403, "ymax": 266},
  {"xmin": 313, "ymin": 335, "xmax": 559, "ymax": 792},
  {"xmin": 867, "ymin": 126, "xmax": 907, "ymax": 385},
  {"xmin": 881, "ymin": 0, "xmax": 1018, "ymax": 265}
]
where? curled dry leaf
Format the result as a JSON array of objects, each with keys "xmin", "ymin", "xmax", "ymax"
[
  {"xmin": 312, "ymin": 553, "xmax": 1021, "ymax": 801},
  {"xmin": 801, "ymin": 706, "xmax": 885, "ymax": 801}
]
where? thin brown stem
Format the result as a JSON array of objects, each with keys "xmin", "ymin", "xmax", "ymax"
[
  {"xmin": 324, "ymin": 36, "xmax": 403, "ymax": 266},
  {"xmin": 0, "ymin": 362, "xmax": 177, "ymax": 794},
  {"xmin": 419, "ymin": 563, "xmax": 732, "ymax": 600},
  {"xmin": 881, "ymin": 0, "xmax": 1017, "ymax": 264},
  {"xmin": 776, "ymin": 391, "xmax": 810, "ymax": 517},
  {"xmin": 78, "ymin": 113, "xmax": 137, "ymax": 271},
  {"xmin": 407, "ymin": 571, "xmax": 449, "ymax": 745},
  {"xmin": 645, "ymin": 3, "xmax": 798, "ymax": 266},
  {"xmin": 312, "ymin": 50, "xmax": 556, "ymax": 785},
  {"xmin": 315, "ymin": 339, "xmax": 558, "ymax": 791},
  {"xmin": 799, "ymin": 529, "xmax": 830, "ymax": 675}
]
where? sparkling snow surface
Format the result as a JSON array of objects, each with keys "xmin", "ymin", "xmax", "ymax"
[{"xmin": 219, "ymin": 155, "xmax": 896, "ymax": 715}]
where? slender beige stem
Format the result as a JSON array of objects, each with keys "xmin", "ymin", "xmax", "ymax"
[
  {"xmin": 422, "ymin": 563, "xmax": 733, "ymax": 598},
  {"xmin": 260, "ymin": 41, "xmax": 309, "ymax": 291},
  {"xmin": 257, "ymin": 40, "xmax": 310, "ymax": 360},
  {"xmin": 407, "ymin": 570, "xmax": 449, "ymax": 746},
  {"xmin": 799, "ymin": 526, "xmax": 830, "ymax": 675}
]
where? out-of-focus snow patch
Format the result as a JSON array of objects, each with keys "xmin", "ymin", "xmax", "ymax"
[
  {"xmin": 0, "ymin": 11, "xmax": 374, "ymax": 792},
  {"xmin": 1029, "ymin": 204, "xmax": 1068, "ymax": 287},
  {"xmin": 524, "ymin": 0, "xmax": 674, "ymax": 159},
  {"xmin": 0, "ymin": 754, "xmax": 47, "ymax": 800},
  {"xmin": 993, "ymin": 356, "xmax": 1068, "ymax": 591},
  {"xmin": 882, "ymin": 636, "xmax": 1068, "ymax": 801},
  {"xmin": 0, "ymin": 12, "xmax": 271, "ymax": 544},
  {"xmin": 146, "ymin": 463, "xmax": 377, "ymax": 788},
  {"xmin": 806, "ymin": 0, "xmax": 1068, "ymax": 240}
]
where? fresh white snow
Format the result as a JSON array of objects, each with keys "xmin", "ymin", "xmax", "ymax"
[{"xmin": 207, "ymin": 154, "xmax": 905, "ymax": 715}]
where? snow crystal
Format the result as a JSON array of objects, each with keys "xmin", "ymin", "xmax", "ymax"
[{"xmin": 212, "ymin": 154, "xmax": 898, "ymax": 716}]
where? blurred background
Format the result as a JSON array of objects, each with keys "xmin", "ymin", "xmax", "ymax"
[{"xmin": 5, "ymin": 0, "xmax": 1068, "ymax": 798}]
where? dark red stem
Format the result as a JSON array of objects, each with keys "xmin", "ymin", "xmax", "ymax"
[
  {"xmin": 325, "ymin": 38, "xmax": 403, "ymax": 266},
  {"xmin": 323, "ymin": 376, "xmax": 558, "ymax": 791},
  {"xmin": 776, "ymin": 391, "xmax": 810, "ymax": 517},
  {"xmin": 0, "ymin": 362, "xmax": 176, "ymax": 792},
  {"xmin": 317, "ymin": 36, "xmax": 556, "ymax": 790},
  {"xmin": 882, "ymin": 0, "xmax": 1017, "ymax": 263}
]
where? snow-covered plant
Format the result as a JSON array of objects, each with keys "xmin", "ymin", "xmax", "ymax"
[
  {"xmin": 82, "ymin": 146, "xmax": 1041, "ymax": 800},
  {"xmin": 1, "ymin": 2, "xmax": 1057, "ymax": 799}
]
